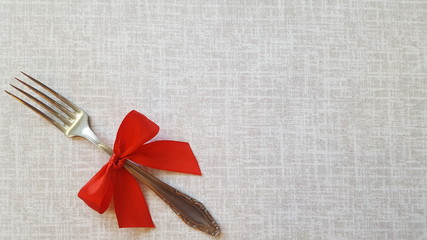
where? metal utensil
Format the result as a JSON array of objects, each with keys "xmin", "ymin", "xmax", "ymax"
[{"xmin": 5, "ymin": 72, "xmax": 220, "ymax": 236}]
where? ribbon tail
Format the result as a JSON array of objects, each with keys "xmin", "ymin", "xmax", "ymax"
[
  {"xmin": 78, "ymin": 164, "xmax": 115, "ymax": 214},
  {"xmin": 114, "ymin": 169, "xmax": 155, "ymax": 228},
  {"xmin": 129, "ymin": 140, "xmax": 202, "ymax": 175}
]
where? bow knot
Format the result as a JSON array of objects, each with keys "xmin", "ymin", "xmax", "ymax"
[
  {"xmin": 78, "ymin": 110, "xmax": 201, "ymax": 228},
  {"xmin": 109, "ymin": 153, "xmax": 125, "ymax": 169}
]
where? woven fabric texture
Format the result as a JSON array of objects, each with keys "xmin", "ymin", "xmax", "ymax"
[{"xmin": 0, "ymin": 0, "xmax": 425, "ymax": 239}]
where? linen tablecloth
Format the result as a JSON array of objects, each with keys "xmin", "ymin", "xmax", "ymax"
[{"xmin": 0, "ymin": 1, "xmax": 425, "ymax": 239}]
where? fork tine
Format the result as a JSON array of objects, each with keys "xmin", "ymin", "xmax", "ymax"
[
  {"xmin": 15, "ymin": 77, "xmax": 75, "ymax": 118},
  {"xmin": 20, "ymin": 72, "xmax": 81, "ymax": 112},
  {"xmin": 10, "ymin": 84, "xmax": 72, "ymax": 125},
  {"xmin": 4, "ymin": 90, "xmax": 66, "ymax": 132}
]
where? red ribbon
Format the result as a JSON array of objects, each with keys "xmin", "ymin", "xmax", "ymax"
[{"xmin": 78, "ymin": 110, "xmax": 202, "ymax": 228}]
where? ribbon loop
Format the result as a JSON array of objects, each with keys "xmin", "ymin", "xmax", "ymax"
[{"xmin": 78, "ymin": 110, "xmax": 201, "ymax": 228}]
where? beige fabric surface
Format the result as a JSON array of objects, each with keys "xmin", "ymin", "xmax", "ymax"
[{"xmin": 0, "ymin": 0, "xmax": 426, "ymax": 239}]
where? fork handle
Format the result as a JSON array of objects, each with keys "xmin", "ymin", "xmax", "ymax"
[
  {"xmin": 124, "ymin": 160, "xmax": 220, "ymax": 236},
  {"xmin": 83, "ymin": 129, "xmax": 220, "ymax": 235}
]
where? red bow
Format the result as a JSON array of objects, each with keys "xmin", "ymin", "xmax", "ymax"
[{"xmin": 78, "ymin": 110, "xmax": 202, "ymax": 227}]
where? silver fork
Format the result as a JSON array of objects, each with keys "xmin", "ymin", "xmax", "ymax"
[{"xmin": 5, "ymin": 72, "xmax": 220, "ymax": 236}]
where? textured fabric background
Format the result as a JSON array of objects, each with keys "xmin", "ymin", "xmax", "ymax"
[{"xmin": 0, "ymin": 0, "xmax": 426, "ymax": 239}]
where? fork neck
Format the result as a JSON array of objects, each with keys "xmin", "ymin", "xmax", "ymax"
[{"xmin": 81, "ymin": 127, "xmax": 114, "ymax": 156}]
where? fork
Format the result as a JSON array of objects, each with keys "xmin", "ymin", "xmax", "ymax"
[{"xmin": 5, "ymin": 72, "xmax": 220, "ymax": 236}]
